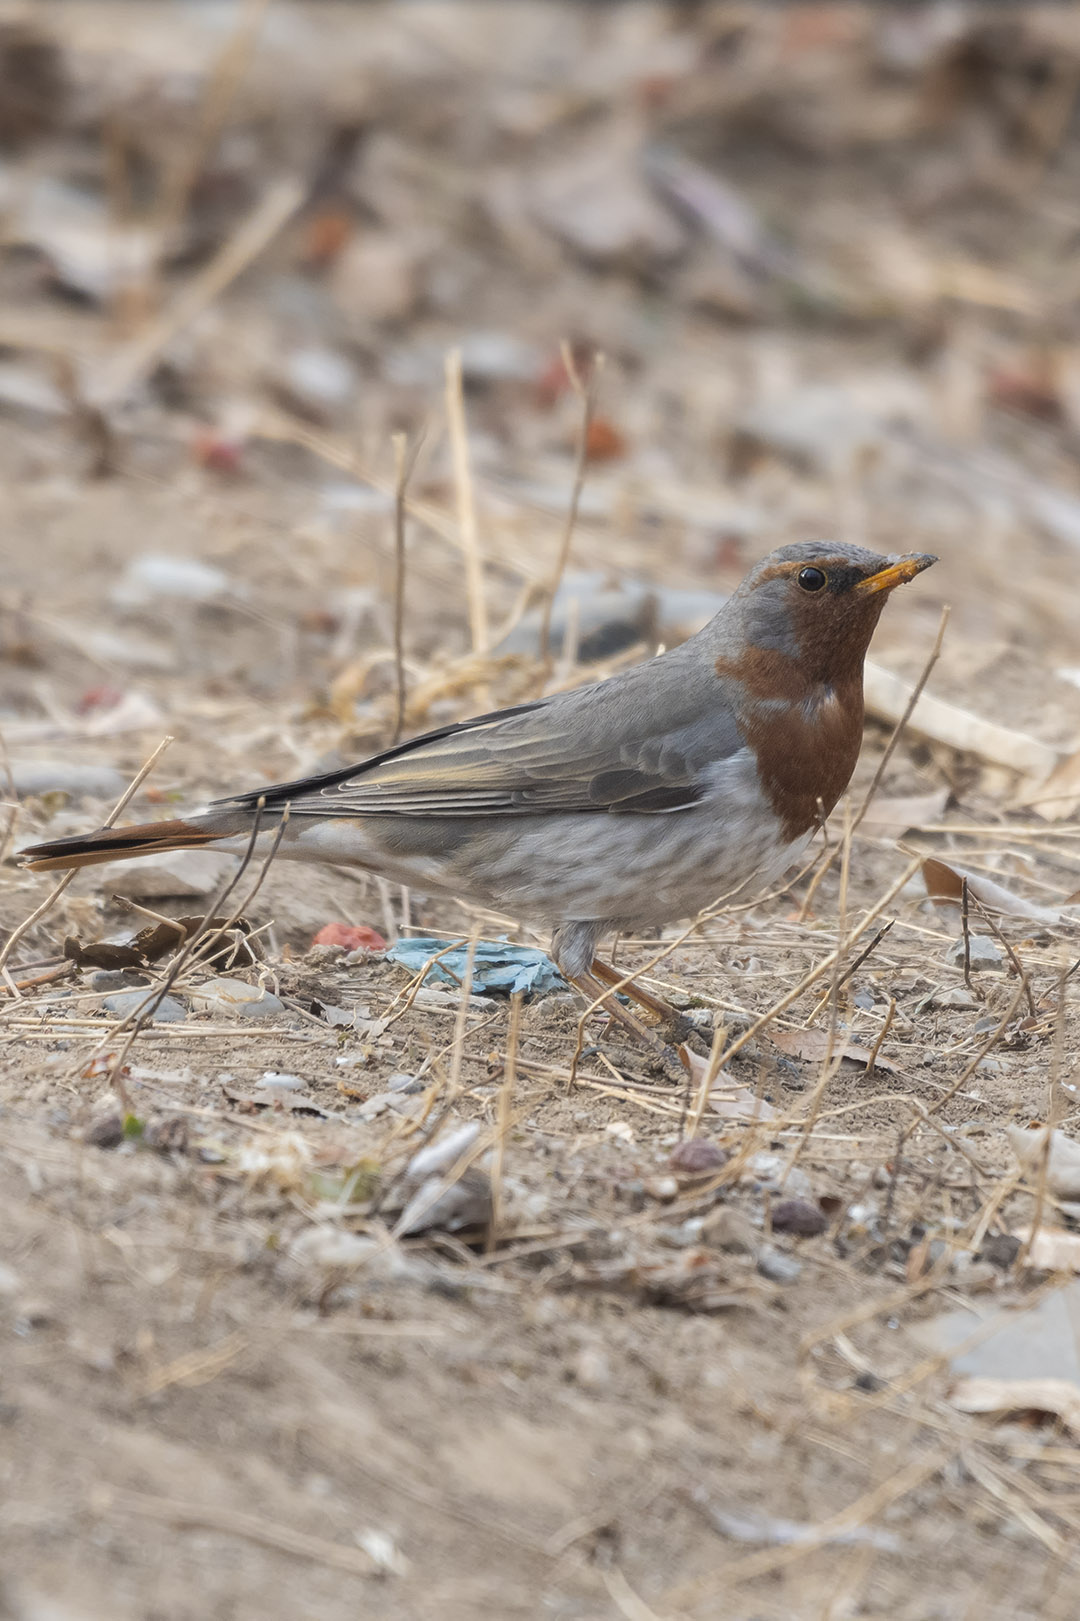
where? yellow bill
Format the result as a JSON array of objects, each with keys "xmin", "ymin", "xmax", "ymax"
[{"xmin": 855, "ymin": 553, "xmax": 937, "ymax": 595}]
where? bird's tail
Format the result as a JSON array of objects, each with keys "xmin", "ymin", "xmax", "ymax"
[{"xmin": 19, "ymin": 815, "xmax": 241, "ymax": 873}]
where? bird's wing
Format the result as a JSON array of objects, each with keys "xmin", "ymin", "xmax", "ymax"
[{"xmin": 220, "ymin": 653, "xmax": 746, "ymax": 819}]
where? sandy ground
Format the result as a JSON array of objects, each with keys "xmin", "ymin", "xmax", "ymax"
[{"xmin": 3, "ymin": 6, "xmax": 1080, "ymax": 1619}]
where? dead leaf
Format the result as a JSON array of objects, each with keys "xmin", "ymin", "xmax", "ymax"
[
  {"xmin": 710, "ymin": 1087, "xmax": 778, "ymax": 1122},
  {"xmin": 679, "ymin": 1045, "xmax": 778, "ymax": 1120},
  {"xmin": 921, "ymin": 857, "xmax": 1064, "ymax": 925},
  {"xmin": 950, "ymin": 1375, "xmax": 1080, "ymax": 1433},
  {"xmin": 768, "ymin": 1027, "xmax": 896, "ymax": 1073},
  {"xmin": 64, "ymin": 936, "xmax": 147, "ymax": 971},
  {"xmin": 65, "ymin": 914, "xmax": 257, "ymax": 973}
]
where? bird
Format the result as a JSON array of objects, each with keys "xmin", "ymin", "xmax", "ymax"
[{"xmin": 20, "ymin": 541, "xmax": 936, "ymax": 1052}]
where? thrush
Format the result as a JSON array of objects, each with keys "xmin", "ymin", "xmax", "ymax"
[{"xmin": 20, "ymin": 541, "xmax": 935, "ymax": 1050}]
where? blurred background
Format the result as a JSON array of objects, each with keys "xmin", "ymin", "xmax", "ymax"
[
  {"xmin": 3, "ymin": 0, "xmax": 1080, "ymax": 820},
  {"xmin": 4, "ymin": 7, "xmax": 1080, "ymax": 1620}
]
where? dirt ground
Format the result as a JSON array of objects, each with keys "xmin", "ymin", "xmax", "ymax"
[{"xmin": 3, "ymin": 5, "xmax": 1080, "ymax": 1618}]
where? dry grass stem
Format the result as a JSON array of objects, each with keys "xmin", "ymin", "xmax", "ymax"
[
  {"xmin": 687, "ymin": 1022, "xmax": 727, "ymax": 1139},
  {"xmin": 968, "ymin": 893, "xmax": 1038, "ymax": 1020},
  {"xmin": 446, "ymin": 927, "xmax": 481, "ymax": 1097},
  {"xmin": 151, "ymin": 0, "xmax": 272, "ymax": 256},
  {"xmin": 488, "ymin": 991, "xmax": 521, "ymax": 1249},
  {"xmin": 390, "ymin": 430, "xmax": 410, "ymax": 743},
  {"xmin": 444, "ymin": 348, "xmax": 489, "ymax": 654},
  {"xmin": 536, "ymin": 344, "xmax": 602, "ymax": 674},
  {"xmin": 90, "ymin": 802, "xmax": 288, "ymax": 1097}
]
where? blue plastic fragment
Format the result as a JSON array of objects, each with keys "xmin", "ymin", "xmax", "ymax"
[{"xmin": 386, "ymin": 936, "xmax": 566, "ymax": 997}]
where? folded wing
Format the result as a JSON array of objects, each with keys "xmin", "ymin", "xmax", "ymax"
[{"xmin": 221, "ymin": 653, "xmax": 744, "ymax": 820}]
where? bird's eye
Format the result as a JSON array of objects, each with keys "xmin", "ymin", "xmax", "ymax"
[{"xmin": 797, "ymin": 567, "xmax": 827, "ymax": 593}]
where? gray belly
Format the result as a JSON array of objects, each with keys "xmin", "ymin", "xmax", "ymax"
[
  {"xmin": 280, "ymin": 747, "xmax": 799, "ymax": 931},
  {"xmin": 455, "ymin": 801, "xmax": 793, "ymax": 927}
]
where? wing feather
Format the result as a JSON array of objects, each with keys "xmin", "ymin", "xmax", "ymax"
[{"xmin": 218, "ymin": 641, "xmax": 744, "ymax": 819}]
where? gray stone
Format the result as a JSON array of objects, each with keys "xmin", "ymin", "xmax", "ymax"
[
  {"xmin": 756, "ymin": 1246, "xmax": 803, "ymax": 1285},
  {"xmin": 912, "ymin": 1282, "xmax": 1080, "ymax": 1384},
  {"xmin": 946, "ymin": 935, "xmax": 1004, "ymax": 972},
  {"xmin": 102, "ymin": 989, "xmax": 186, "ymax": 1023},
  {"xmin": 387, "ymin": 1072, "xmax": 424, "ymax": 1093},
  {"xmin": 357, "ymin": 1093, "xmax": 393, "ymax": 1120},
  {"xmin": 930, "ymin": 985, "xmax": 981, "ymax": 1010},
  {"xmin": 89, "ymin": 969, "xmax": 145, "ymax": 990}
]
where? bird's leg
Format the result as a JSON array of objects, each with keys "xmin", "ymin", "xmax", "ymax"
[
  {"xmin": 569, "ymin": 970, "xmax": 681, "ymax": 1069},
  {"xmin": 588, "ymin": 957, "xmax": 700, "ymax": 1047}
]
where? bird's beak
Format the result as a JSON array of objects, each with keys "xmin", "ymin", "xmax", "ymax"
[{"xmin": 854, "ymin": 553, "xmax": 937, "ymax": 595}]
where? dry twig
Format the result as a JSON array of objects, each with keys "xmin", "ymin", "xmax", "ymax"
[{"xmin": 536, "ymin": 344, "xmax": 602, "ymax": 675}]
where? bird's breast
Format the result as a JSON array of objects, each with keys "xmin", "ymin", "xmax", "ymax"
[{"xmin": 738, "ymin": 679, "xmax": 864, "ymax": 842}]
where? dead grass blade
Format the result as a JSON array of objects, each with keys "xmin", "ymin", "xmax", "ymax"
[
  {"xmin": 444, "ymin": 347, "xmax": 489, "ymax": 654},
  {"xmin": 536, "ymin": 344, "xmax": 602, "ymax": 675}
]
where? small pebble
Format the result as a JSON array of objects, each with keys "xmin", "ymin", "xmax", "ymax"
[
  {"xmin": 979, "ymin": 1233, "xmax": 1021, "ymax": 1270},
  {"xmin": 112, "ymin": 553, "xmax": 230, "ymax": 606},
  {"xmin": 756, "ymin": 1246, "xmax": 803, "ymax": 1285},
  {"xmin": 357, "ymin": 1093, "xmax": 393, "ymax": 1120},
  {"xmin": 771, "ymin": 1198, "xmax": 828, "ymax": 1237},
  {"xmin": 669, "ymin": 1138, "xmax": 728, "ymax": 1176},
  {"xmin": 84, "ymin": 1113, "xmax": 124, "ymax": 1149},
  {"xmin": 933, "ymin": 986, "xmax": 981, "ymax": 1010},
  {"xmin": 572, "ymin": 1343, "xmax": 611, "ymax": 1391},
  {"xmin": 645, "ymin": 1175, "xmax": 679, "ymax": 1202},
  {"xmin": 387, "ymin": 1072, "xmax": 424, "ymax": 1094}
]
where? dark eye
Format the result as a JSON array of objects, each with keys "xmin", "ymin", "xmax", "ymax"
[{"xmin": 797, "ymin": 567, "xmax": 827, "ymax": 593}]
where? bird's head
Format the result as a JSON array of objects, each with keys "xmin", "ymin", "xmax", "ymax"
[{"xmin": 721, "ymin": 541, "xmax": 937, "ymax": 693}]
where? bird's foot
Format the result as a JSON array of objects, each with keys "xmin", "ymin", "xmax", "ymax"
[
  {"xmin": 588, "ymin": 957, "xmax": 704, "ymax": 1051},
  {"xmin": 569, "ymin": 970, "xmax": 686, "ymax": 1082}
]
